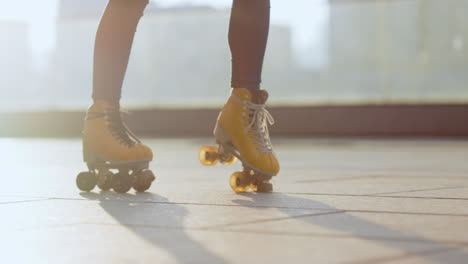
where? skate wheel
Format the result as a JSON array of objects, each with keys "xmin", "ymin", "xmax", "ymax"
[
  {"xmin": 229, "ymin": 171, "xmax": 250, "ymax": 193},
  {"xmin": 199, "ymin": 145, "xmax": 219, "ymax": 166},
  {"xmin": 220, "ymin": 153, "xmax": 237, "ymax": 165},
  {"xmin": 97, "ymin": 171, "xmax": 114, "ymax": 191},
  {"xmin": 76, "ymin": 171, "xmax": 96, "ymax": 192},
  {"xmin": 133, "ymin": 170, "xmax": 156, "ymax": 193},
  {"xmin": 113, "ymin": 171, "xmax": 134, "ymax": 193},
  {"xmin": 256, "ymin": 182, "xmax": 273, "ymax": 193}
]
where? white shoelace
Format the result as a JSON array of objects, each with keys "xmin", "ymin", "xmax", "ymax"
[{"xmin": 235, "ymin": 95, "xmax": 275, "ymax": 153}]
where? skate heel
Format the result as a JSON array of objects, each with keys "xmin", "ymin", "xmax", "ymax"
[
  {"xmin": 213, "ymin": 124, "xmax": 233, "ymax": 146},
  {"xmin": 83, "ymin": 150, "xmax": 103, "ymax": 164},
  {"xmin": 213, "ymin": 124, "xmax": 239, "ymax": 165}
]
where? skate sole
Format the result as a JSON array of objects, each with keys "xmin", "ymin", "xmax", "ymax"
[
  {"xmin": 84, "ymin": 151, "xmax": 151, "ymax": 169},
  {"xmin": 214, "ymin": 124, "xmax": 276, "ymax": 178}
]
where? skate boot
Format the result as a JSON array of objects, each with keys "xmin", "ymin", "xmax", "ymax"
[
  {"xmin": 199, "ymin": 88, "xmax": 279, "ymax": 193},
  {"xmin": 76, "ymin": 100, "xmax": 155, "ymax": 193}
]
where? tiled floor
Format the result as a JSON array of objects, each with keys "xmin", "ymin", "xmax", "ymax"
[{"xmin": 1, "ymin": 137, "xmax": 468, "ymax": 263}]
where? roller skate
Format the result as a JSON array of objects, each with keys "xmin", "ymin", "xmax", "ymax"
[
  {"xmin": 76, "ymin": 100, "xmax": 155, "ymax": 193},
  {"xmin": 199, "ymin": 88, "xmax": 279, "ymax": 193}
]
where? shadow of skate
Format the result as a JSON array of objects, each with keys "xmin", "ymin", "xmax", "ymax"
[
  {"xmin": 80, "ymin": 192, "xmax": 226, "ymax": 264},
  {"xmin": 232, "ymin": 193, "xmax": 468, "ymax": 263}
]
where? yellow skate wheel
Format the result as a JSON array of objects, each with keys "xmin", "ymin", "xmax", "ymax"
[
  {"xmin": 76, "ymin": 171, "xmax": 96, "ymax": 192},
  {"xmin": 229, "ymin": 171, "xmax": 250, "ymax": 193},
  {"xmin": 250, "ymin": 183, "xmax": 258, "ymax": 192},
  {"xmin": 133, "ymin": 170, "xmax": 156, "ymax": 193},
  {"xmin": 220, "ymin": 153, "xmax": 237, "ymax": 165},
  {"xmin": 97, "ymin": 170, "xmax": 114, "ymax": 191},
  {"xmin": 113, "ymin": 171, "xmax": 134, "ymax": 194},
  {"xmin": 199, "ymin": 145, "xmax": 219, "ymax": 166}
]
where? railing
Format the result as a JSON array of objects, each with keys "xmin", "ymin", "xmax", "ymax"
[{"xmin": 0, "ymin": 0, "xmax": 466, "ymax": 111}]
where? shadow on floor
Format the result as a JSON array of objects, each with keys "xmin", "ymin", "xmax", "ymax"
[
  {"xmin": 232, "ymin": 193, "xmax": 467, "ymax": 263},
  {"xmin": 80, "ymin": 192, "xmax": 226, "ymax": 264}
]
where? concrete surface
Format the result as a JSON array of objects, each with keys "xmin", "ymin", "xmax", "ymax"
[{"xmin": 1, "ymin": 137, "xmax": 468, "ymax": 264}]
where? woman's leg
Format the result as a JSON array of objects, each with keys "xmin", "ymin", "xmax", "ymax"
[
  {"xmin": 79, "ymin": 0, "xmax": 155, "ymax": 194},
  {"xmin": 202, "ymin": 0, "xmax": 278, "ymax": 192},
  {"xmin": 229, "ymin": 0, "xmax": 270, "ymax": 91},
  {"xmin": 92, "ymin": 0, "xmax": 149, "ymax": 103}
]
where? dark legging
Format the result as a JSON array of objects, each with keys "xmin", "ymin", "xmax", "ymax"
[{"xmin": 92, "ymin": 0, "xmax": 270, "ymax": 102}]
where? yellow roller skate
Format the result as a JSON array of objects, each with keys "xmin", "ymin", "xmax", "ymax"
[
  {"xmin": 76, "ymin": 100, "xmax": 155, "ymax": 193},
  {"xmin": 199, "ymin": 88, "xmax": 279, "ymax": 193}
]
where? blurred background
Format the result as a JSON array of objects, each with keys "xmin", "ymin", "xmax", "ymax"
[{"xmin": 0, "ymin": 0, "xmax": 467, "ymax": 136}]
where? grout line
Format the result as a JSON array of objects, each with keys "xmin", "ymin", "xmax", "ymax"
[
  {"xmin": 210, "ymin": 229, "xmax": 468, "ymax": 248},
  {"xmin": 0, "ymin": 198, "xmax": 51, "ymax": 205},
  {"xmin": 199, "ymin": 210, "xmax": 346, "ymax": 230},
  {"xmin": 367, "ymin": 194, "xmax": 468, "ymax": 201},
  {"xmin": 295, "ymin": 175, "xmax": 378, "ymax": 183},
  {"xmin": 383, "ymin": 175, "xmax": 468, "ymax": 179},
  {"xmin": 283, "ymin": 192, "xmax": 468, "ymax": 201},
  {"xmin": 45, "ymin": 196, "xmax": 468, "ymax": 217},
  {"xmin": 368, "ymin": 186, "xmax": 465, "ymax": 196},
  {"xmin": 47, "ymin": 197, "xmax": 341, "ymax": 211},
  {"xmin": 343, "ymin": 209, "xmax": 468, "ymax": 217},
  {"xmin": 344, "ymin": 244, "xmax": 468, "ymax": 264},
  {"xmin": 0, "ymin": 195, "xmax": 52, "ymax": 199},
  {"xmin": 291, "ymin": 172, "xmax": 468, "ymax": 180},
  {"xmin": 23, "ymin": 221, "xmax": 468, "ymax": 248}
]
